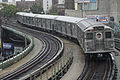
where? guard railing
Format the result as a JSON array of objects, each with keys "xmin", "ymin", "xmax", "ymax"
[{"xmin": 0, "ymin": 25, "xmax": 34, "ymax": 69}]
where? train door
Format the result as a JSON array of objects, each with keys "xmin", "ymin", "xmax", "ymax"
[
  {"xmin": 72, "ymin": 24, "xmax": 77, "ymax": 38},
  {"xmin": 41, "ymin": 18, "xmax": 43, "ymax": 28},
  {"xmin": 51, "ymin": 20, "xmax": 54, "ymax": 30},
  {"xmin": 42, "ymin": 19, "xmax": 45, "ymax": 29},
  {"xmin": 54, "ymin": 21, "xmax": 58, "ymax": 31},
  {"xmin": 104, "ymin": 31, "xmax": 114, "ymax": 50},
  {"xmin": 94, "ymin": 31, "xmax": 104, "ymax": 51},
  {"xmin": 58, "ymin": 21, "xmax": 61, "ymax": 33},
  {"xmin": 62, "ymin": 22, "xmax": 66, "ymax": 35},
  {"xmin": 37, "ymin": 18, "xmax": 40, "ymax": 27}
]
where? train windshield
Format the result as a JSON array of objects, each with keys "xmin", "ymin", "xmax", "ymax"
[
  {"xmin": 86, "ymin": 33, "xmax": 93, "ymax": 40},
  {"xmin": 105, "ymin": 32, "xmax": 112, "ymax": 38}
]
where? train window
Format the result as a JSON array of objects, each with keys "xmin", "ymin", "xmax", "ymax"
[
  {"xmin": 105, "ymin": 32, "xmax": 111, "ymax": 38},
  {"xmin": 86, "ymin": 33, "xmax": 93, "ymax": 40}
]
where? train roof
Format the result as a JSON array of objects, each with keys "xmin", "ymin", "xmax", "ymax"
[
  {"xmin": 36, "ymin": 15, "xmax": 58, "ymax": 20},
  {"xmin": 16, "ymin": 12, "xmax": 24, "ymax": 15},
  {"xmin": 55, "ymin": 16, "xmax": 85, "ymax": 23},
  {"xmin": 16, "ymin": 12, "xmax": 112, "ymax": 32},
  {"xmin": 16, "ymin": 12, "xmax": 37, "ymax": 17},
  {"xmin": 16, "ymin": 12, "xmax": 86, "ymax": 23},
  {"xmin": 77, "ymin": 19, "xmax": 112, "ymax": 31}
]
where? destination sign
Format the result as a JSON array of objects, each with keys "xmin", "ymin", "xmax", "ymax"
[
  {"xmin": 94, "ymin": 26, "xmax": 104, "ymax": 31},
  {"xmin": 78, "ymin": 0, "xmax": 90, "ymax": 3}
]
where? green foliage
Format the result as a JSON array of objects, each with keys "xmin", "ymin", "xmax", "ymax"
[
  {"xmin": 30, "ymin": 4, "xmax": 44, "ymax": 14},
  {"xmin": 49, "ymin": 5, "xmax": 58, "ymax": 15},
  {"xmin": 0, "ymin": 4, "xmax": 19, "ymax": 18}
]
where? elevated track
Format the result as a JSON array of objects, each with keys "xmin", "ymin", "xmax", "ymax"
[{"xmin": 0, "ymin": 22, "xmax": 64, "ymax": 80}]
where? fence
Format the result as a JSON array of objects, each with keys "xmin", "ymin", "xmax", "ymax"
[
  {"xmin": 0, "ymin": 25, "xmax": 34, "ymax": 69},
  {"xmin": 20, "ymin": 49, "xmax": 73, "ymax": 80}
]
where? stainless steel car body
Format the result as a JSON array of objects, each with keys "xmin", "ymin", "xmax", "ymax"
[{"xmin": 16, "ymin": 12, "xmax": 114, "ymax": 54}]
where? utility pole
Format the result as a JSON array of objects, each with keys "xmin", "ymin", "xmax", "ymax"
[{"xmin": 82, "ymin": 0, "xmax": 85, "ymax": 18}]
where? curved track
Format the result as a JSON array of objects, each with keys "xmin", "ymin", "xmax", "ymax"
[
  {"xmin": 0, "ymin": 21, "xmax": 63, "ymax": 80},
  {"xmin": 114, "ymin": 32, "xmax": 120, "ymax": 50},
  {"xmin": 83, "ymin": 57, "xmax": 111, "ymax": 80},
  {"xmin": 78, "ymin": 54, "xmax": 114, "ymax": 80}
]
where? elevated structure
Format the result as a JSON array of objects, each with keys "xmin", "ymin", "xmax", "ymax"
[{"xmin": 65, "ymin": 0, "xmax": 120, "ymax": 24}]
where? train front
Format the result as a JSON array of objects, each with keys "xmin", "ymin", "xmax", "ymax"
[{"xmin": 85, "ymin": 25, "xmax": 114, "ymax": 54}]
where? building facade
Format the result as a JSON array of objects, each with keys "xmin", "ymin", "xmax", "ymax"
[
  {"xmin": 77, "ymin": 0, "xmax": 97, "ymax": 11},
  {"xmin": 43, "ymin": 0, "xmax": 52, "ymax": 14},
  {"xmin": 65, "ymin": 0, "xmax": 74, "ymax": 9},
  {"xmin": 52, "ymin": 0, "xmax": 58, "ymax": 5},
  {"xmin": 58, "ymin": 0, "xmax": 64, "ymax": 4},
  {"xmin": 65, "ymin": 0, "xmax": 120, "ymax": 24},
  {"xmin": 35, "ymin": 0, "xmax": 43, "ymax": 7},
  {"xmin": 0, "ymin": 0, "xmax": 16, "ymax": 5},
  {"xmin": 16, "ymin": 0, "xmax": 35, "ymax": 10}
]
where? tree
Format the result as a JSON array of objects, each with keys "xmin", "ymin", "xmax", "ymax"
[
  {"xmin": 30, "ymin": 4, "xmax": 44, "ymax": 14},
  {"xmin": 0, "ymin": 4, "xmax": 19, "ymax": 18},
  {"xmin": 49, "ymin": 5, "xmax": 58, "ymax": 15}
]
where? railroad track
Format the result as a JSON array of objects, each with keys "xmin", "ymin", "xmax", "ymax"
[
  {"xmin": 114, "ymin": 38, "xmax": 120, "ymax": 51},
  {"xmin": 78, "ymin": 32, "xmax": 120, "ymax": 80},
  {"xmin": 83, "ymin": 56, "xmax": 111, "ymax": 80},
  {"xmin": 78, "ymin": 53, "xmax": 117, "ymax": 80},
  {"xmin": 4, "ymin": 19, "xmax": 117, "ymax": 80},
  {"xmin": 0, "ymin": 21, "xmax": 63, "ymax": 80},
  {"xmin": 114, "ymin": 32, "xmax": 120, "ymax": 50}
]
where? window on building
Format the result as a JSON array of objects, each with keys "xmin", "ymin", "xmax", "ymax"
[
  {"xmin": 2, "ymin": 0, "xmax": 8, "ymax": 2},
  {"xmin": 78, "ymin": 0, "xmax": 97, "ymax": 10}
]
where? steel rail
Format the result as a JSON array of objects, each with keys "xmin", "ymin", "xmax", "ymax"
[
  {"xmin": 0, "ymin": 23, "xmax": 63, "ymax": 80},
  {"xmin": 78, "ymin": 54, "xmax": 115, "ymax": 80}
]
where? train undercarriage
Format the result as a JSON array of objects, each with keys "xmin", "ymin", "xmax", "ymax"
[{"xmin": 86, "ymin": 53, "xmax": 111, "ymax": 60}]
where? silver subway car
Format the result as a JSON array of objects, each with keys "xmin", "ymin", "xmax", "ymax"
[
  {"xmin": 84, "ymin": 25, "xmax": 114, "ymax": 53},
  {"xmin": 16, "ymin": 12, "xmax": 114, "ymax": 55}
]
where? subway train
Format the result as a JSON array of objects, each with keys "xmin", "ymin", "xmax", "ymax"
[{"xmin": 16, "ymin": 12, "xmax": 114, "ymax": 57}]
